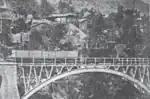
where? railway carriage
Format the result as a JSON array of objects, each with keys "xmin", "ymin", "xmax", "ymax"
[{"xmin": 8, "ymin": 50, "xmax": 79, "ymax": 64}]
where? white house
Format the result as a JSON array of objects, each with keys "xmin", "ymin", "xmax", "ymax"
[
  {"xmin": 78, "ymin": 19, "xmax": 87, "ymax": 31},
  {"xmin": 47, "ymin": 13, "xmax": 77, "ymax": 24}
]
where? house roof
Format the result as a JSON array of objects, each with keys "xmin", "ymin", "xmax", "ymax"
[
  {"xmin": 31, "ymin": 19, "xmax": 57, "ymax": 27},
  {"xmin": 78, "ymin": 19, "xmax": 87, "ymax": 23},
  {"xmin": 48, "ymin": 13, "xmax": 77, "ymax": 18}
]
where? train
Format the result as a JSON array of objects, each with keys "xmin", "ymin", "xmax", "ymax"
[
  {"xmin": 8, "ymin": 50, "xmax": 81, "ymax": 64},
  {"xmin": 7, "ymin": 49, "xmax": 111, "ymax": 64},
  {"xmin": 9, "ymin": 50, "xmax": 79, "ymax": 58},
  {"xmin": 6, "ymin": 49, "xmax": 119, "ymax": 65},
  {"xmin": 6, "ymin": 49, "xmax": 148, "ymax": 65}
]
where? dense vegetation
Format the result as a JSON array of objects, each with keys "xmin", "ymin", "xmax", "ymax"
[
  {"xmin": 28, "ymin": 73, "xmax": 150, "ymax": 99},
  {"xmin": 0, "ymin": 0, "xmax": 150, "ymax": 99}
]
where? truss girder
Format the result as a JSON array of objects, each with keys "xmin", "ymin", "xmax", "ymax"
[{"xmin": 14, "ymin": 57, "xmax": 150, "ymax": 98}]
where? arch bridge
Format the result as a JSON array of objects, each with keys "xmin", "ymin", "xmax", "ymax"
[{"xmin": 1, "ymin": 52, "xmax": 150, "ymax": 99}]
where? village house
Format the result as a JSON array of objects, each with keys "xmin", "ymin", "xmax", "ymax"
[
  {"xmin": 78, "ymin": 18, "xmax": 87, "ymax": 31},
  {"xmin": 47, "ymin": 13, "xmax": 77, "ymax": 24}
]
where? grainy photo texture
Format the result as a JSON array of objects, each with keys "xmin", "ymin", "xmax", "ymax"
[{"xmin": 0, "ymin": 0, "xmax": 150, "ymax": 99}]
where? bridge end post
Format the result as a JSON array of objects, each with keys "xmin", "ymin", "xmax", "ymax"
[{"xmin": 0, "ymin": 63, "xmax": 20, "ymax": 99}]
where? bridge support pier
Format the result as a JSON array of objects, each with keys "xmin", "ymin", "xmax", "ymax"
[{"xmin": 0, "ymin": 65, "xmax": 20, "ymax": 99}]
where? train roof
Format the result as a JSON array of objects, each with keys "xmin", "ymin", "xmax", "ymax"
[{"xmin": 9, "ymin": 50, "xmax": 79, "ymax": 58}]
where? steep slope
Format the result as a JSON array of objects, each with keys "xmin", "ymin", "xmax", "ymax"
[{"xmin": 2, "ymin": 0, "xmax": 149, "ymax": 15}]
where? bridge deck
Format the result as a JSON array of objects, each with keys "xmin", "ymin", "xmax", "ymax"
[
  {"xmin": 0, "ymin": 57, "xmax": 150, "ymax": 99},
  {"xmin": 1, "ymin": 57, "xmax": 149, "ymax": 66}
]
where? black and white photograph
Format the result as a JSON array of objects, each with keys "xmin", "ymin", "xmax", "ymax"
[{"xmin": 0, "ymin": 0, "xmax": 150, "ymax": 99}]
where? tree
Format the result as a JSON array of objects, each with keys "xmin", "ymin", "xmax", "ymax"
[
  {"xmin": 0, "ymin": 19, "xmax": 12, "ymax": 46},
  {"xmin": 87, "ymin": 11, "xmax": 106, "ymax": 47},
  {"xmin": 28, "ymin": 23, "xmax": 67, "ymax": 50},
  {"xmin": 40, "ymin": 0, "xmax": 54, "ymax": 17},
  {"xmin": 8, "ymin": 0, "xmax": 30, "ymax": 15},
  {"xmin": 58, "ymin": 0, "xmax": 75, "ymax": 13},
  {"xmin": 17, "ymin": 72, "xmax": 149, "ymax": 99},
  {"xmin": 7, "ymin": 0, "xmax": 54, "ymax": 17},
  {"xmin": 79, "ymin": 73, "xmax": 144, "ymax": 99}
]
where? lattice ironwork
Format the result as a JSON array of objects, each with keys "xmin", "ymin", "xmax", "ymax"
[
  {"xmin": 12, "ymin": 57, "xmax": 150, "ymax": 99},
  {"xmin": 0, "ymin": 57, "xmax": 150, "ymax": 99}
]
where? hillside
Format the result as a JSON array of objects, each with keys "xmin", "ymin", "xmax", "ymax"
[
  {"xmin": 1, "ymin": 0, "xmax": 149, "ymax": 15},
  {"xmin": 47, "ymin": 0, "xmax": 149, "ymax": 14}
]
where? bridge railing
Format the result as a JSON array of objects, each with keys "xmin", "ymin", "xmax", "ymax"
[{"xmin": 12, "ymin": 57, "xmax": 150, "ymax": 66}]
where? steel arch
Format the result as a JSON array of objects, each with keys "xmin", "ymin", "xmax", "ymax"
[{"xmin": 22, "ymin": 68, "xmax": 150, "ymax": 99}]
